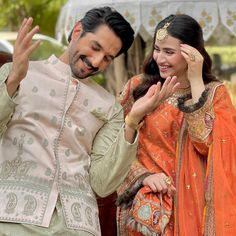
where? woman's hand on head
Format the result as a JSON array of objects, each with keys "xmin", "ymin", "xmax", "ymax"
[
  {"xmin": 129, "ymin": 76, "xmax": 180, "ymax": 124},
  {"xmin": 180, "ymin": 44, "xmax": 206, "ymax": 102},
  {"xmin": 142, "ymin": 173, "xmax": 176, "ymax": 197},
  {"xmin": 180, "ymin": 44, "xmax": 203, "ymax": 82}
]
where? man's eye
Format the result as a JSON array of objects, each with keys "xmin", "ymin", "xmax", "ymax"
[
  {"xmin": 104, "ymin": 56, "xmax": 111, "ymax": 62},
  {"xmin": 92, "ymin": 46, "xmax": 100, "ymax": 51}
]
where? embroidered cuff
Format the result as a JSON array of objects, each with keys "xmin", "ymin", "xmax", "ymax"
[
  {"xmin": 116, "ymin": 172, "xmax": 151, "ymax": 208},
  {"xmin": 177, "ymin": 88, "xmax": 209, "ymax": 113},
  {"xmin": 178, "ymin": 88, "xmax": 215, "ymax": 141}
]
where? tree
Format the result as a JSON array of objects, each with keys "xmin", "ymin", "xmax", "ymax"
[{"xmin": 0, "ymin": 0, "xmax": 67, "ymax": 37}]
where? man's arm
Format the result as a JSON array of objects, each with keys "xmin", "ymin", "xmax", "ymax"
[
  {"xmin": 89, "ymin": 102, "xmax": 138, "ymax": 197},
  {"xmin": 0, "ymin": 63, "xmax": 17, "ymax": 136},
  {"xmin": 0, "ymin": 17, "xmax": 40, "ymax": 136}
]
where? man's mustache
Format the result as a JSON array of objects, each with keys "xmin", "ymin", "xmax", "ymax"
[{"xmin": 80, "ymin": 55, "xmax": 98, "ymax": 73}]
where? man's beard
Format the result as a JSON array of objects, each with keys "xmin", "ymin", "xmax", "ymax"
[{"xmin": 70, "ymin": 54, "xmax": 98, "ymax": 79}]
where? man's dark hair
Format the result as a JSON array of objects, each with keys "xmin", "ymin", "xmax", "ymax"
[{"xmin": 68, "ymin": 6, "xmax": 134, "ymax": 56}]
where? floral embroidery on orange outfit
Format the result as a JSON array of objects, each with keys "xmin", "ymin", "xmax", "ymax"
[{"xmin": 117, "ymin": 75, "xmax": 236, "ymax": 236}]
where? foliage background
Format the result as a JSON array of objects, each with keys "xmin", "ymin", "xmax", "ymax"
[
  {"xmin": 0, "ymin": 1, "xmax": 235, "ymax": 83},
  {"xmin": 0, "ymin": 0, "xmax": 67, "ymax": 37}
]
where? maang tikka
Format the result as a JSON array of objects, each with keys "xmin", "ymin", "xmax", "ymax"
[{"xmin": 155, "ymin": 22, "xmax": 171, "ymax": 43}]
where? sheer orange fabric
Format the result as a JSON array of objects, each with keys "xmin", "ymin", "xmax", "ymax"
[{"xmin": 176, "ymin": 85, "xmax": 236, "ymax": 235}]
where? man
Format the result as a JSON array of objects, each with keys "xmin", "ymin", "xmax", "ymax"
[{"xmin": 0, "ymin": 6, "xmax": 178, "ymax": 236}]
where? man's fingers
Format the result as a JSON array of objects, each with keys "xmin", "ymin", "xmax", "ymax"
[
  {"xmin": 17, "ymin": 17, "xmax": 34, "ymax": 42},
  {"xmin": 26, "ymin": 40, "xmax": 41, "ymax": 56},
  {"xmin": 18, "ymin": 18, "xmax": 28, "ymax": 34},
  {"xmin": 22, "ymin": 25, "xmax": 40, "ymax": 47}
]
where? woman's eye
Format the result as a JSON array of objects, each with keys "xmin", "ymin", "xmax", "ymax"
[{"xmin": 166, "ymin": 51, "xmax": 174, "ymax": 55}]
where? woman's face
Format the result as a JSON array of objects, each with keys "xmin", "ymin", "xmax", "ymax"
[{"xmin": 153, "ymin": 35, "xmax": 188, "ymax": 80}]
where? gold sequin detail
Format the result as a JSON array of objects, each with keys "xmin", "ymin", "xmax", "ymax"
[{"xmin": 192, "ymin": 173, "xmax": 197, "ymax": 177}]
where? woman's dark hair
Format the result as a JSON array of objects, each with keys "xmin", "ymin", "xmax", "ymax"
[
  {"xmin": 68, "ymin": 6, "xmax": 134, "ymax": 57},
  {"xmin": 134, "ymin": 14, "xmax": 216, "ymax": 100}
]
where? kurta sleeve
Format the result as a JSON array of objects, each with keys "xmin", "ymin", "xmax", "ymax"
[
  {"xmin": 89, "ymin": 101, "xmax": 138, "ymax": 197},
  {"xmin": 0, "ymin": 63, "xmax": 18, "ymax": 136}
]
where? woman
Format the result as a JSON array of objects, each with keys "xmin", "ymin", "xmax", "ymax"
[{"xmin": 117, "ymin": 14, "xmax": 236, "ymax": 235}]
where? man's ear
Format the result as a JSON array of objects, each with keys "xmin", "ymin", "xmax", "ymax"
[{"xmin": 71, "ymin": 22, "xmax": 83, "ymax": 41}]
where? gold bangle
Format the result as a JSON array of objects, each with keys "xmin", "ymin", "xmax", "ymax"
[{"xmin": 125, "ymin": 114, "xmax": 142, "ymax": 130}]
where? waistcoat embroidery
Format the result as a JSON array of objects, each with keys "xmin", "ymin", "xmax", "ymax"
[{"xmin": 0, "ymin": 56, "xmax": 116, "ymax": 235}]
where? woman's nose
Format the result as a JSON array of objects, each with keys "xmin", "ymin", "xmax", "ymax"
[{"xmin": 155, "ymin": 52, "xmax": 166, "ymax": 64}]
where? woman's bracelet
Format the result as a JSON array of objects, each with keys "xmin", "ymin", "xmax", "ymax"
[{"xmin": 125, "ymin": 113, "xmax": 143, "ymax": 130}]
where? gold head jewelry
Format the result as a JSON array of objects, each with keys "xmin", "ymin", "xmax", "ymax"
[{"xmin": 155, "ymin": 22, "xmax": 171, "ymax": 43}]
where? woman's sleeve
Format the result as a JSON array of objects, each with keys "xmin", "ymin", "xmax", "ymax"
[{"xmin": 178, "ymin": 83, "xmax": 229, "ymax": 156}]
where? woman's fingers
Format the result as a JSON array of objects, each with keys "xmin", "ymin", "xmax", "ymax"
[
  {"xmin": 158, "ymin": 76, "xmax": 179, "ymax": 102},
  {"xmin": 180, "ymin": 44, "xmax": 203, "ymax": 64},
  {"xmin": 143, "ymin": 173, "xmax": 175, "ymax": 195},
  {"xmin": 145, "ymin": 83, "xmax": 160, "ymax": 98}
]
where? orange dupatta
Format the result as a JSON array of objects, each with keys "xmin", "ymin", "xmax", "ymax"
[{"xmin": 176, "ymin": 84, "xmax": 236, "ymax": 235}]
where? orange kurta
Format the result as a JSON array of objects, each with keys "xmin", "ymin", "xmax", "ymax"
[{"xmin": 117, "ymin": 75, "xmax": 236, "ymax": 236}]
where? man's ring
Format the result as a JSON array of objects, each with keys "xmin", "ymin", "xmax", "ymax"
[
  {"xmin": 189, "ymin": 54, "xmax": 196, "ymax": 62},
  {"xmin": 165, "ymin": 177, "xmax": 172, "ymax": 186}
]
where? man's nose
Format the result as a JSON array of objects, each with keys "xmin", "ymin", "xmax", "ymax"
[{"xmin": 91, "ymin": 53, "xmax": 104, "ymax": 68}]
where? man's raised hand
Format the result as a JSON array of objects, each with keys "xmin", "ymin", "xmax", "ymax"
[{"xmin": 7, "ymin": 17, "xmax": 41, "ymax": 96}]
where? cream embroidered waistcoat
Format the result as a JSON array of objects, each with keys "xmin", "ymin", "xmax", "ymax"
[{"xmin": 0, "ymin": 56, "xmax": 116, "ymax": 235}]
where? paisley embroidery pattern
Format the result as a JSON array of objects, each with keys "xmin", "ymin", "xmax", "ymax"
[
  {"xmin": 23, "ymin": 195, "xmax": 37, "ymax": 216},
  {"xmin": 5, "ymin": 193, "xmax": 17, "ymax": 214}
]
